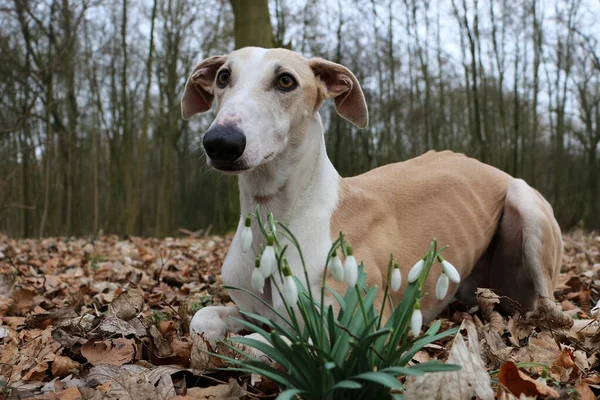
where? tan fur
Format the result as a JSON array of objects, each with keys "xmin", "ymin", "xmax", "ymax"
[{"xmin": 328, "ymin": 150, "xmax": 561, "ymax": 323}]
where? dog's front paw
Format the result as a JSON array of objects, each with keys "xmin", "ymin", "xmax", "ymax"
[{"xmin": 190, "ymin": 307, "xmax": 228, "ymax": 349}]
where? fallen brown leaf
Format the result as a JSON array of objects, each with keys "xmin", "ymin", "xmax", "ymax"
[
  {"xmin": 528, "ymin": 297, "xmax": 574, "ymax": 329},
  {"xmin": 110, "ymin": 284, "xmax": 145, "ymax": 321},
  {"xmin": 51, "ymin": 355, "xmax": 81, "ymax": 378},
  {"xmin": 476, "ymin": 288, "xmax": 504, "ymax": 334},
  {"xmin": 497, "ymin": 361, "xmax": 559, "ymax": 398},
  {"xmin": 30, "ymin": 386, "xmax": 82, "ymax": 400},
  {"xmin": 172, "ymin": 379, "xmax": 245, "ymax": 399},
  {"xmin": 404, "ymin": 320, "xmax": 494, "ymax": 400},
  {"xmin": 81, "ymin": 337, "xmax": 136, "ymax": 366},
  {"xmin": 10, "ymin": 288, "xmax": 35, "ymax": 316}
]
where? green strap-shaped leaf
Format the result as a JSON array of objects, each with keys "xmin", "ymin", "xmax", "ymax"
[
  {"xmin": 408, "ymin": 361, "xmax": 462, "ymax": 373},
  {"xmin": 277, "ymin": 389, "xmax": 305, "ymax": 400},
  {"xmin": 353, "ymin": 371, "xmax": 404, "ymax": 390},
  {"xmin": 331, "ymin": 380, "xmax": 362, "ymax": 390}
]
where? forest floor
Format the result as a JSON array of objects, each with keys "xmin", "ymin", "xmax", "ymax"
[{"xmin": 0, "ymin": 230, "xmax": 599, "ymax": 399}]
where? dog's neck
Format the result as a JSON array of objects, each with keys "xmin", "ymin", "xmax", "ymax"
[{"xmin": 238, "ymin": 114, "xmax": 340, "ymax": 225}]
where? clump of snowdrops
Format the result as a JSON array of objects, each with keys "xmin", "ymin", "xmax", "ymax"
[{"xmin": 211, "ymin": 205, "xmax": 461, "ymax": 399}]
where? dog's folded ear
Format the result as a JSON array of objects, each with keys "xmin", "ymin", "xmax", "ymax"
[
  {"xmin": 309, "ymin": 58, "xmax": 368, "ymax": 129},
  {"xmin": 181, "ymin": 55, "xmax": 226, "ymax": 120}
]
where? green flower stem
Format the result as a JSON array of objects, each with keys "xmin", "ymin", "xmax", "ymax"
[
  {"xmin": 252, "ymin": 206, "xmax": 270, "ymax": 240},
  {"xmin": 320, "ymin": 234, "xmax": 344, "ymax": 347},
  {"xmin": 377, "ymin": 254, "xmax": 395, "ymax": 331},
  {"xmin": 355, "ymin": 285, "xmax": 368, "ymax": 324}
]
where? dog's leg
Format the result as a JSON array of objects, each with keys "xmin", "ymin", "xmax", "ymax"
[
  {"xmin": 190, "ymin": 305, "xmax": 246, "ymax": 349},
  {"xmin": 488, "ymin": 179, "xmax": 563, "ymax": 314}
]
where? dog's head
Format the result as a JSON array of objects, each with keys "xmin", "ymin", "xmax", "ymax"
[{"xmin": 181, "ymin": 47, "xmax": 368, "ymax": 174}]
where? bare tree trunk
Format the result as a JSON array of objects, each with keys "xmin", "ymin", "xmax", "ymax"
[
  {"xmin": 530, "ymin": 0, "xmax": 542, "ymax": 186},
  {"xmin": 229, "ymin": 0, "xmax": 275, "ymax": 49},
  {"xmin": 120, "ymin": 0, "xmax": 133, "ymax": 232},
  {"xmin": 127, "ymin": 0, "xmax": 157, "ymax": 234},
  {"xmin": 552, "ymin": 0, "xmax": 578, "ymax": 214},
  {"xmin": 512, "ymin": 22, "xmax": 520, "ymax": 177}
]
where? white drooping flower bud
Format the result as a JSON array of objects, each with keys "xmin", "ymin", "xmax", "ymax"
[
  {"xmin": 240, "ymin": 216, "xmax": 253, "ymax": 253},
  {"xmin": 259, "ymin": 235, "xmax": 277, "ymax": 277},
  {"xmin": 251, "ymin": 257, "xmax": 265, "ymax": 294},
  {"xmin": 281, "ymin": 265, "xmax": 298, "ymax": 305},
  {"xmin": 329, "ymin": 253, "xmax": 344, "ymax": 283},
  {"xmin": 267, "ymin": 213, "xmax": 277, "ymax": 235},
  {"xmin": 411, "ymin": 303, "xmax": 423, "ymax": 337},
  {"xmin": 591, "ymin": 299, "xmax": 600, "ymax": 316},
  {"xmin": 407, "ymin": 259, "xmax": 425, "ymax": 283},
  {"xmin": 440, "ymin": 259, "xmax": 460, "ymax": 283},
  {"xmin": 343, "ymin": 245, "xmax": 358, "ymax": 287},
  {"xmin": 391, "ymin": 262, "xmax": 402, "ymax": 292},
  {"xmin": 435, "ymin": 273, "xmax": 450, "ymax": 300}
]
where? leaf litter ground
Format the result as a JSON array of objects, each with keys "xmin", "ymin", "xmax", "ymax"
[{"xmin": 0, "ymin": 231, "xmax": 599, "ymax": 399}]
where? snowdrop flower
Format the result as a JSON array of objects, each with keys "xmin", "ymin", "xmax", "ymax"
[
  {"xmin": 281, "ymin": 264, "xmax": 298, "ymax": 305},
  {"xmin": 259, "ymin": 235, "xmax": 277, "ymax": 277},
  {"xmin": 440, "ymin": 258, "xmax": 461, "ymax": 283},
  {"xmin": 411, "ymin": 302, "xmax": 423, "ymax": 337},
  {"xmin": 329, "ymin": 253, "xmax": 344, "ymax": 282},
  {"xmin": 436, "ymin": 273, "xmax": 450, "ymax": 300},
  {"xmin": 240, "ymin": 216, "xmax": 253, "ymax": 253},
  {"xmin": 591, "ymin": 299, "xmax": 600, "ymax": 316},
  {"xmin": 391, "ymin": 262, "xmax": 402, "ymax": 292},
  {"xmin": 251, "ymin": 257, "xmax": 265, "ymax": 294},
  {"xmin": 344, "ymin": 245, "xmax": 358, "ymax": 287},
  {"xmin": 407, "ymin": 259, "xmax": 425, "ymax": 283}
]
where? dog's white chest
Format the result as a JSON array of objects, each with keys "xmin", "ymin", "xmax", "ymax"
[{"xmin": 221, "ymin": 211, "xmax": 334, "ymax": 320}]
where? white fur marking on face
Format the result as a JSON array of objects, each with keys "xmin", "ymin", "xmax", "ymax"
[
  {"xmin": 209, "ymin": 47, "xmax": 308, "ymax": 172},
  {"xmin": 215, "ymin": 114, "xmax": 242, "ymax": 126}
]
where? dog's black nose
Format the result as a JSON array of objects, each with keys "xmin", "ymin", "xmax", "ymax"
[{"xmin": 203, "ymin": 125, "xmax": 246, "ymax": 162}]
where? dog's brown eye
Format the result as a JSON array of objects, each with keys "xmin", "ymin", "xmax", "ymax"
[
  {"xmin": 216, "ymin": 70, "xmax": 230, "ymax": 88},
  {"xmin": 276, "ymin": 74, "xmax": 297, "ymax": 91}
]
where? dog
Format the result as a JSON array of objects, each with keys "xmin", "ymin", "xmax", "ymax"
[{"xmin": 181, "ymin": 47, "xmax": 565, "ymax": 346}]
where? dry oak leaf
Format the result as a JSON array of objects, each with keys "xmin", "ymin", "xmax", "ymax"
[
  {"xmin": 480, "ymin": 327, "xmax": 513, "ymax": 369},
  {"xmin": 150, "ymin": 324, "xmax": 172, "ymax": 358},
  {"xmin": 51, "ymin": 355, "xmax": 81, "ymax": 378},
  {"xmin": 514, "ymin": 332, "xmax": 560, "ymax": 368},
  {"xmin": 528, "ymin": 297, "xmax": 573, "ymax": 329},
  {"xmin": 476, "ymin": 288, "xmax": 504, "ymax": 334},
  {"xmin": 496, "ymin": 389, "xmax": 537, "ymax": 400},
  {"xmin": 10, "ymin": 287, "xmax": 35, "ymax": 316},
  {"xmin": 172, "ymin": 379, "xmax": 245, "ymax": 399},
  {"xmin": 81, "ymin": 337, "xmax": 136, "ymax": 366},
  {"xmin": 110, "ymin": 285, "xmax": 145, "ymax": 321},
  {"xmin": 96, "ymin": 316, "xmax": 146, "ymax": 337},
  {"xmin": 14, "ymin": 327, "xmax": 61, "ymax": 382},
  {"xmin": 552, "ymin": 348, "xmax": 580, "ymax": 382},
  {"xmin": 29, "ymin": 386, "xmax": 82, "ymax": 400},
  {"xmin": 404, "ymin": 320, "xmax": 494, "ymax": 400},
  {"xmin": 86, "ymin": 364, "xmax": 177, "ymax": 400},
  {"xmin": 497, "ymin": 361, "xmax": 559, "ymax": 399}
]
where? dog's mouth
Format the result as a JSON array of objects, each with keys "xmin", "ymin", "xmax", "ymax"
[
  {"xmin": 209, "ymin": 160, "xmax": 251, "ymax": 174},
  {"xmin": 208, "ymin": 152, "xmax": 277, "ymax": 175}
]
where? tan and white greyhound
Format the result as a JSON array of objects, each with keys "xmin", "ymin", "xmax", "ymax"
[{"xmin": 182, "ymin": 47, "xmax": 565, "ymax": 346}]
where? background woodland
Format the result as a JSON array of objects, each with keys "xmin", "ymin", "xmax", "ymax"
[{"xmin": 0, "ymin": 0, "xmax": 599, "ymax": 238}]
